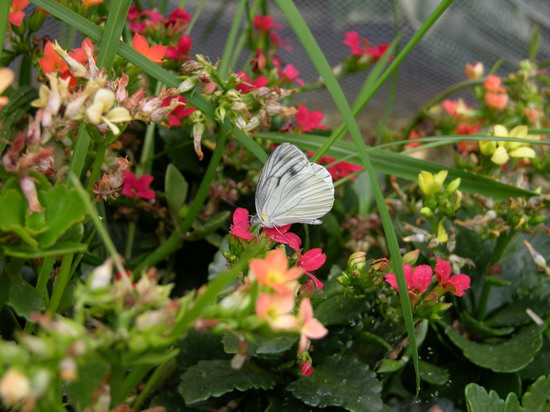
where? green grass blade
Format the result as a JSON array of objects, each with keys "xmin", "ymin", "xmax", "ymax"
[
  {"xmin": 275, "ymin": 0, "xmax": 421, "ymax": 391},
  {"xmin": 0, "ymin": 0, "xmax": 10, "ymax": 58},
  {"xmin": 218, "ymin": 0, "xmax": 247, "ymax": 80},
  {"xmin": 96, "ymin": 0, "xmax": 132, "ymax": 70},
  {"xmin": 258, "ymin": 132, "xmax": 536, "ymax": 199}
]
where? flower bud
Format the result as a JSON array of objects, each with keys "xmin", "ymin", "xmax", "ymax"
[
  {"xmin": 0, "ymin": 369, "xmax": 30, "ymax": 406},
  {"xmin": 369, "ymin": 258, "xmax": 388, "ymax": 274},
  {"xmin": 444, "ymin": 177, "xmax": 461, "ymax": 196},
  {"xmin": 347, "ymin": 251, "xmax": 367, "ymax": 273},
  {"xmin": 465, "ymin": 62, "xmax": 484, "ymax": 79},
  {"xmin": 420, "ymin": 207, "xmax": 433, "ymax": 218},
  {"xmin": 402, "ymin": 249, "xmax": 420, "ymax": 265},
  {"xmin": 178, "ymin": 77, "xmax": 195, "ymax": 93},
  {"xmin": 298, "ymin": 279, "xmax": 315, "ymax": 298},
  {"xmin": 437, "ymin": 221, "xmax": 448, "ymax": 243},
  {"xmin": 60, "ymin": 358, "xmax": 77, "ymax": 381}
]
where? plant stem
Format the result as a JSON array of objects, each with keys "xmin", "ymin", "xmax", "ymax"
[
  {"xmin": 0, "ymin": 0, "xmax": 10, "ymax": 58},
  {"xmin": 218, "ymin": 0, "xmax": 247, "ymax": 80},
  {"xmin": 133, "ymin": 359, "xmax": 177, "ymax": 410},
  {"xmin": 185, "ymin": 0, "xmax": 207, "ymax": 35},
  {"xmin": 125, "ymin": 221, "xmax": 136, "ymax": 260},
  {"xmin": 48, "ymin": 253, "xmax": 75, "ymax": 314},
  {"xmin": 109, "ymin": 363, "xmax": 127, "ymax": 407},
  {"xmin": 138, "ymin": 82, "xmax": 162, "ymax": 176},
  {"xmin": 87, "ymin": 141, "xmax": 107, "ymax": 190},
  {"xmin": 36, "ymin": 255, "xmax": 55, "ymax": 303}
]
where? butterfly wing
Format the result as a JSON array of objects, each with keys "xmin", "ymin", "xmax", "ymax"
[{"xmin": 255, "ymin": 143, "xmax": 334, "ymax": 227}]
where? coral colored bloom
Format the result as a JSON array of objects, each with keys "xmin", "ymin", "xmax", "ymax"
[
  {"xmin": 405, "ymin": 129, "xmax": 422, "ymax": 150},
  {"xmin": 297, "ymin": 298, "xmax": 328, "ymax": 354},
  {"xmin": 250, "ymin": 249, "xmax": 303, "ymax": 294},
  {"xmin": 253, "ymin": 15, "xmax": 282, "ymax": 32},
  {"xmin": 434, "ymin": 258, "xmax": 471, "ymax": 296},
  {"xmin": 9, "ymin": 0, "xmax": 29, "ymax": 26},
  {"xmin": 297, "ymin": 248, "xmax": 326, "ymax": 290},
  {"xmin": 132, "ymin": 33, "xmax": 167, "ymax": 64},
  {"xmin": 81, "ymin": 0, "xmax": 103, "ymax": 7},
  {"xmin": 442, "ymin": 98, "xmax": 474, "ymax": 119},
  {"xmin": 483, "ymin": 75, "xmax": 504, "ymax": 93},
  {"xmin": 295, "ymin": 105, "xmax": 327, "ymax": 133},
  {"xmin": 484, "ymin": 92, "xmax": 508, "ymax": 111},
  {"xmin": 122, "ymin": 171, "xmax": 156, "ymax": 200},
  {"xmin": 166, "ymin": 34, "xmax": 192, "ymax": 60},
  {"xmin": 39, "ymin": 41, "xmax": 69, "ymax": 73},
  {"xmin": 384, "ymin": 264, "xmax": 433, "ymax": 295},
  {"xmin": 161, "ymin": 96, "xmax": 195, "ymax": 126},
  {"xmin": 69, "ymin": 38, "xmax": 95, "ymax": 64},
  {"xmin": 255, "ymin": 292, "xmax": 297, "ymax": 330},
  {"xmin": 229, "ymin": 207, "xmax": 255, "ymax": 241},
  {"xmin": 236, "ymin": 71, "xmax": 269, "ymax": 93},
  {"xmin": 279, "ymin": 64, "xmax": 304, "ymax": 86}
]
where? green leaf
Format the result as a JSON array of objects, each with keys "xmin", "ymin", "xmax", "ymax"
[
  {"xmin": 0, "ymin": 189, "xmax": 38, "ymax": 247},
  {"xmin": 465, "ymin": 383, "xmax": 505, "ymax": 412},
  {"xmin": 222, "ymin": 333, "xmax": 297, "ymax": 355},
  {"xmin": 461, "ymin": 311, "xmax": 515, "ymax": 339},
  {"xmin": 287, "ymin": 354, "xmax": 383, "ymax": 412},
  {"xmin": 520, "ymin": 340, "xmax": 550, "ymax": 380},
  {"xmin": 65, "ymin": 359, "xmax": 110, "ymax": 410},
  {"xmin": 95, "ymin": 0, "xmax": 132, "ymax": 70},
  {"xmin": 419, "ymin": 360, "xmax": 449, "ymax": 385},
  {"xmin": 165, "ymin": 164, "xmax": 189, "ymax": 223},
  {"xmin": 150, "ymin": 391, "xmax": 189, "ymax": 412},
  {"xmin": 313, "ymin": 294, "xmax": 368, "ymax": 326},
  {"xmin": 522, "ymin": 375, "xmax": 550, "ymax": 412},
  {"xmin": 352, "ymin": 172, "xmax": 374, "ymax": 215},
  {"xmin": 37, "ymin": 183, "xmax": 87, "ymax": 248},
  {"xmin": 3, "ymin": 242, "xmax": 87, "ymax": 258},
  {"xmin": 377, "ymin": 359, "xmax": 403, "ymax": 373},
  {"xmin": 529, "ymin": 26, "xmax": 541, "ymax": 61},
  {"xmin": 7, "ymin": 274, "xmax": 46, "ymax": 320},
  {"xmin": 487, "ymin": 298, "xmax": 550, "ymax": 328},
  {"xmin": 176, "ymin": 331, "xmax": 229, "ymax": 372},
  {"xmin": 178, "ymin": 360, "xmax": 277, "ymax": 404},
  {"xmin": 446, "ymin": 324, "xmax": 545, "ymax": 373}
]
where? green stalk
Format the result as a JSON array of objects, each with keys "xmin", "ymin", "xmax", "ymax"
[
  {"xmin": 218, "ymin": 0, "xmax": 247, "ymax": 80},
  {"xmin": 109, "ymin": 363, "xmax": 127, "ymax": 407},
  {"xmin": 185, "ymin": 0, "xmax": 207, "ymax": 35},
  {"xmin": 135, "ymin": 128, "xmax": 229, "ymax": 272},
  {"xmin": 274, "ymin": 0, "xmax": 438, "ymax": 391},
  {"xmin": 67, "ymin": 126, "xmax": 91, "ymax": 186},
  {"xmin": 0, "ymin": 0, "xmax": 10, "ymax": 58},
  {"xmin": 138, "ymin": 82, "xmax": 162, "ymax": 176},
  {"xmin": 35, "ymin": 255, "xmax": 56, "ymax": 303},
  {"xmin": 133, "ymin": 359, "xmax": 177, "ymax": 410},
  {"xmin": 48, "ymin": 253, "xmax": 75, "ymax": 313},
  {"xmin": 312, "ymin": 0, "xmax": 455, "ymax": 161},
  {"xmin": 18, "ymin": 55, "xmax": 32, "ymax": 86},
  {"xmin": 86, "ymin": 141, "xmax": 107, "ymax": 191},
  {"xmin": 227, "ymin": 0, "xmax": 262, "ymax": 71},
  {"xmin": 125, "ymin": 221, "xmax": 136, "ymax": 260},
  {"xmin": 96, "ymin": 0, "xmax": 132, "ymax": 70}
]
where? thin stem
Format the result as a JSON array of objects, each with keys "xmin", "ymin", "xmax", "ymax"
[
  {"xmin": 133, "ymin": 359, "xmax": 177, "ymax": 410},
  {"xmin": 0, "ymin": 0, "xmax": 10, "ymax": 58},
  {"xmin": 219, "ymin": 0, "xmax": 248, "ymax": 80},
  {"xmin": 227, "ymin": 0, "xmax": 263, "ymax": 71},
  {"xmin": 87, "ymin": 141, "xmax": 107, "ymax": 190},
  {"xmin": 109, "ymin": 363, "xmax": 127, "ymax": 407},
  {"xmin": 125, "ymin": 221, "xmax": 136, "ymax": 260},
  {"xmin": 185, "ymin": 0, "xmax": 207, "ymax": 35},
  {"xmin": 138, "ymin": 82, "xmax": 162, "ymax": 176},
  {"xmin": 36, "ymin": 255, "xmax": 55, "ymax": 303},
  {"xmin": 68, "ymin": 126, "xmax": 91, "ymax": 187},
  {"xmin": 48, "ymin": 253, "xmax": 75, "ymax": 314}
]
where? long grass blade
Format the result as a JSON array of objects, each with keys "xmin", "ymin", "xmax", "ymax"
[
  {"xmin": 96, "ymin": 0, "xmax": 132, "ymax": 70},
  {"xmin": 0, "ymin": 0, "xmax": 10, "ymax": 58},
  {"xmin": 218, "ymin": 0, "xmax": 247, "ymax": 80}
]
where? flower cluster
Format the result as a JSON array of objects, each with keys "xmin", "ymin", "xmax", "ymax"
[{"xmin": 480, "ymin": 125, "xmax": 537, "ymax": 166}]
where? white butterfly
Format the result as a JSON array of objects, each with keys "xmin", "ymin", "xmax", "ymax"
[{"xmin": 251, "ymin": 143, "xmax": 335, "ymax": 228}]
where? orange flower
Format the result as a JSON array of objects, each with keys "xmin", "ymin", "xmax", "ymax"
[
  {"xmin": 81, "ymin": 0, "xmax": 103, "ymax": 6},
  {"xmin": 39, "ymin": 41, "xmax": 69, "ymax": 73},
  {"xmin": 250, "ymin": 249, "xmax": 302, "ymax": 294},
  {"xmin": 9, "ymin": 0, "xmax": 29, "ymax": 26},
  {"xmin": 132, "ymin": 33, "xmax": 167, "ymax": 64},
  {"xmin": 485, "ymin": 92, "xmax": 508, "ymax": 111},
  {"xmin": 255, "ymin": 293, "xmax": 297, "ymax": 331},
  {"xmin": 296, "ymin": 298, "xmax": 328, "ymax": 354},
  {"xmin": 483, "ymin": 75, "xmax": 505, "ymax": 93}
]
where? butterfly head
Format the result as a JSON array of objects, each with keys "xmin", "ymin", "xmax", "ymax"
[{"xmin": 250, "ymin": 211, "xmax": 274, "ymax": 228}]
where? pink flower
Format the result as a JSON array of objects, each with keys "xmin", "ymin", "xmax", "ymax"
[
  {"xmin": 9, "ymin": 0, "xmax": 29, "ymax": 26},
  {"xmin": 343, "ymin": 31, "xmax": 365, "ymax": 56},
  {"xmin": 167, "ymin": 8, "xmax": 191, "ymax": 26},
  {"xmin": 262, "ymin": 225, "xmax": 302, "ymax": 254},
  {"xmin": 310, "ymin": 153, "xmax": 362, "ymax": 181},
  {"xmin": 253, "ymin": 15, "xmax": 282, "ymax": 32},
  {"xmin": 122, "ymin": 171, "xmax": 156, "ymax": 200},
  {"xmin": 295, "ymin": 105, "xmax": 327, "ymax": 133},
  {"xmin": 161, "ymin": 96, "xmax": 195, "ymax": 127},
  {"xmin": 384, "ymin": 264, "xmax": 433, "ymax": 295},
  {"xmin": 279, "ymin": 64, "xmax": 304, "ymax": 86},
  {"xmin": 128, "ymin": 5, "xmax": 140, "ymax": 20},
  {"xmin": 236, "ymin": 71, "xmax": 269, "ymax": 93},
  {"xmin": 365, "ymin": 43, "xmax": 390, "ymax": 61},
  {"xmin": 166, "ymin": 34, "xmax": 192, "ymax": 60},
  {"xmin": 434, "ymin": 258, "xmax": 471, "ymax": 297},
  {"xmin": 297, "ymin": 298, "xmax": 328, "ymax": 354},
  {"xmin": 229, "ymin": 207, "xmax": 255, "ymax": 241},
  {"xmin": 297, "ymin": 248, "xmax": 326, "ymax": 290},
  {"xmin": 256, "ymin": 292, "xmax": 298, "ymax": 330},
  {"xmin": 250, "ymin": 249, "xmax": 303, "ymax": 294}
]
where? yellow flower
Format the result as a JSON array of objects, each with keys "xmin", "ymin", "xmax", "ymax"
[
  {"xmin": 481, "ymin": 125, "xmax": 536, "ymax": 165},
  {"xmin": 418, "ymin": 170, "xmax": 448, "ymax": 195}
]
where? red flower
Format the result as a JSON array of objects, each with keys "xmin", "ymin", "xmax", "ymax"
[
  {"xmin": 161, "ymin": 96, "xmax": 195, "ymax": 127},
  {"xmin": 167, "ymin": 8, "xmax": 191, "ymax": 25},
  {"xmin": 297, "ymin": 248, "xmax": 326, "ymax": 290},
  {"xmin": 384, "ymin": 264, "xmax": 433, "ymax": 295},
  {"xmin": 122, "ymin": 171, "xmax": 156, "ymax": 200},
  {"xmin": 132, "ymin": 33, "xmax": 167, "ymax": 63},
  {"xmin": 434, "ymin": 258, "xmax": 471, "ymax": 297},
  {"xmin": 39, "ymin": 41, "xmax": 69, "ymax": 74},
  {"xmin": 166, "ymin": 34, "xmax": 192, "ymax": 60},
  {"xmin": 229, "ymin": 207, "xmax": 255, "ymax": 241},
  {"xmin": 279, "ymin": 64, "xmax": 304, "ymax": 86},
  {"xmin": 311, "ymin": 153, "xmax": 362, "ymax": 181},
  {"xmin": 455, "ymin": 123, "xmax": 481, "ymax": 155},
  {"xmin": 301, "ymin": 362, "xmax": 314, "ymax": 377},
  {"xmin": 236, "ymin": 71, "xmax": 270, "ymax": 93},
  {"xmin": 9, "ymin": 0, "xmax": 29, "ymax": 26},
  {"xmin": 484, "ymin": 92, "xmax": 508, "ymax": 111},
  {"xmin": 69, "ymin": 38, "xmax": 95, "ymax": 64},
  {"xmin": 263, "ymin": 225, "xmax": 302, "ymax": 254},
  {"xmin": 295, "ymin": 105, "xmax": 327, "ymax": 133},
  {"xmin": 253, "ymin": 15, "xmax": 282, "ymax": 32},
  {"xmin": 365, "ymin": 43, "xmax": 390, "ymax": 61},
  {"xmin": 343, "ymin": 31, "xmax": 390, "ymax": 61}
]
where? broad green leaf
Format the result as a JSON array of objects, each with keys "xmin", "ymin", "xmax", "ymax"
[
  {"xmin": 522, "ymin": 375, "xmax": 550, "ymax": 412},
  {"xmin": 176, "ymin": 331, "xmax": 228, "ymax": 372},
  {"xmin": 165, "ymin": 164, "xmax": 189, "ymax": 223},
  {"xmin": 377, "ymin": 359, "xmax": 403, "ymax": 373},
  {"xmin": 487, "ymin": 298, "xmax": 550, "ymax": 328},
  {"xmin": 0, "ymin": 189, "xmax": 38, "ymax": 247},
  {"xmin": 461, "ymin": 311, "xmax": 515, "ymax": 339},
  {"xmin": 465, "ymin": 383, "xmax": 505, "ymax": 412},
  {"xmin": 7, "ymin": 274, "xmax": 46, "ymax": 320},
  {"xmin": 287, "ymin": 354, "xmax": 383, "ymax": 412},
  {"xmin": 178, "ymin": 360, "xmax": 277, "ymax": 404},
  {"xmin": 446, "ymin": 324, "xmax": 545, "ymax": 373},
  {"xmin": 351, "ymin": 172, "xmax": 374, "ymax": 215},
  {"xmin": 3, "ymin": 242, "xmax": 87, "ymax": 258},
  {"xmin": 419, "ymin": 361, "xmax": 449, "ymax": 386},
  {"xmin": 222, "ymin": 333, "xmax": 297, "ymax": 355},
  {"xmin": 65, "ymin": 359, "xmax": 110, "ymax": 410},
  {"xmin": 520, "ymin": 340, "xmax": 550, "ymax": 380},
  {"xmin": 37, "ymin": 183, "xmax": 87, "ymax": 248},
  {"xmin": 313, "ymin": 294, "xmax": 369, "ymax": 327}
]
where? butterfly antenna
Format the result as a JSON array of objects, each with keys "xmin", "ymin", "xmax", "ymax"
[
  {"xmin": 221, "ymin": 196, "xmax": 238, "ymax": 209},
  {"xmin": 273, "ymin": 225, "xmax": 292, "ymax": 246}
]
